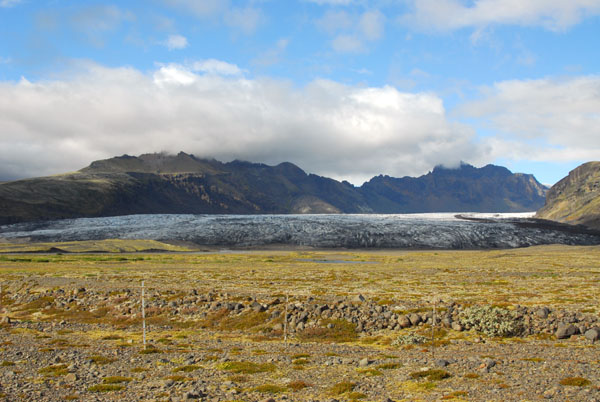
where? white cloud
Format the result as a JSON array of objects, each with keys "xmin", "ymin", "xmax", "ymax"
[
  {"xmin": 318, "ymin": 9, "xmax": 386, "ymax": 53},
  {"xmin": 331, "ymin": 35, "xmax": 364, "ymax": 53},
  {"xmin": 69, "ymin": 5, "xmax": 134, "ymax": 47},
  {"xmin": 162, "ymin": 34, "xmax": 188, "ymax": 50},
  {"xmin": 252, "ymin": 39, "xmax": 289, "ymax": 67},
  {"xmin": 456, "ymin": 76, "xmax": 600, "ymax": 162},
  {"xmin": 162, "ymin": 0, "xmax": 227, "ymax": 17},
  {"xmin": 224, "ymin": 6, "xmax": 264, "ymax": 34},
  {"xmin": 191, "ymin": 59, "xmax": 245, "ymax": 76},
  {"xmin": 400, "ymin": 0, "xmax": 600, "ymax": 31},
  {"xmin": 306, "ymin": 0, "xmax": 355, "ymax": 5},
  {"xmin": 0, "ymin": 0, "xmax": 21, "ymax": 7},
  {"xmin": 0, "ymin": 62, "xmax": 479, "ymax": 184},
  {"xmin": 359, "ymin": 10, "xmax": 385, "ymax": 40},
  {"xmin": 316, "ymin": 10, "xmax": 354, "ymax": 34},
  {"xmin": 162, "ymin": 1, "xmax": 264, "ymax": 34}
]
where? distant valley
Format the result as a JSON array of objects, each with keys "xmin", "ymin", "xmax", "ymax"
[{"xmin": 0, "ymin": 152, "xmax": 548, "ymax": 225}]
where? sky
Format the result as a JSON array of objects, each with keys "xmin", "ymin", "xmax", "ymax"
[{"xmin": 0, "ymin": 0, "xmax": 599, "ymax": 186}]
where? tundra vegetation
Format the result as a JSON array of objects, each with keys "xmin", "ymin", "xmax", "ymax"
[{"xmin": 0, "ymin": 240, "xmax": 599, "ymax": 401}]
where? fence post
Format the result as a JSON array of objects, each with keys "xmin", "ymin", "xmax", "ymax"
[
  {"xmin": 283, "ymin": 292, "xmax": 289, "ymax": 348},
  {"xmin": 142, "ymin": 280, "xmax": 146, "ymax": 350}
]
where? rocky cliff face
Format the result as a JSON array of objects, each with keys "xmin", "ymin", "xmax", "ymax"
[
  {"xmin": 361, "ymin": 163, "xmax": 547, "ymax": 213},
  {"xmin": 0, "ymin": 153, "xmax": 548, "ymax": 224},
  {"xmin": 536, "ymin": 162, "xmax": 600, "ymax": 230}
]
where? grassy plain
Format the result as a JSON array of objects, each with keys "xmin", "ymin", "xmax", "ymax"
[
  {"xmin": 0, "ymin": 242, "xmax": 599, "ymax": 401},
  {"xmin": 1, "ymin": 242, "xmax": 599, "ymax": 310}
]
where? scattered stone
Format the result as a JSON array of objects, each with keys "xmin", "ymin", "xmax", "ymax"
[
  {"xmin": 451, "ymin": 322, "xmax": 463, "ymax": 331},
  {"xmin": 408, "ymin": 313, "xmax": 422, "ymax": 326},
  {"xmin": 584, "ymin": 328, "xmax": 600, "ymax": 342},
  {"xmin": 353, "ymin": 294, "xmax": 366, "ymax": 303},
  {"xmin": 556, "ymin": 323, "xmax": 579, "ymax": 339},
  {"xmin": 64, "ymin": 373, "xmax": 78, "ymax": 382},
  {"xmin": 358, "ymin": 357, "xmax": 371, "ymax": 367},
  {"xmin": 535, "ymin": 307, "xmax": 549, "ymax": 318}
]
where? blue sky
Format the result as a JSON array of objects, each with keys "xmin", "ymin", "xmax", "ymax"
[{"xmin": 1, "ymin": 0, "xmax": 599, "ymax": 185}]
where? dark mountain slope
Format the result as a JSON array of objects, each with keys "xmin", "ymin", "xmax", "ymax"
[
  {"xmin": 361, "ymin": 163, "xmax": 547, "ymax": 213},
  {"xmin": 536, "ymin": 162, "xmax": 600, "ymax": 230},
  {"xmin": 0, "ymin": 153, "xmax": 548, "ymax": 225}
]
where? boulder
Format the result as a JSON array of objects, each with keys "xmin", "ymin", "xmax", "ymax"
[
  {"xmin": 556, "ymin": 323, "xmax": 579, "ymax": 339},
  {"xmin": 398, "ymin": 315, "xmax": 411, "ymax": 328},
  {"xmin": 584, "ymin": 328, "xmax": 600, "ymax": 342},
  {"xmin": 409, "ymin": 313, "xmax": 422, "ymax": 326}
]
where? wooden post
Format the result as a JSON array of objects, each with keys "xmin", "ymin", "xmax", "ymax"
[
  {"xmin": 142, "ymin": 280, "xmax": 146, "ymax": 350},
  {"xmin": 283, "ymin": 293, "xmax": 289, "ymax": 348},
  {"xmin": 431, "ymin": 299, "xmax": 436, "ymax": 359}
]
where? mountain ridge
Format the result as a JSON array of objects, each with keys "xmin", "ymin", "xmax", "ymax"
[
  {"xmin": 536, "ymin": 161, "xmax": 600, "ymax": 230},
  {"xmin": 0, "ymin": 152, "xmax": 548, "ymax": 225}
]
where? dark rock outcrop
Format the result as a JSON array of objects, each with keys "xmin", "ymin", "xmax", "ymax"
[
  {"xmin": 536, "ymin": 161, "xmax": 600, "ymax": 230},
  {"xmin": 0, "ymin": 153, "xmax": 548, "ymax": 225}
]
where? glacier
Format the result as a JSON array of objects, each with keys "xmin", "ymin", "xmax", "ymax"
[{"xmin": 1, "ymin": 213, "xmax": 600, "ymax": 249}]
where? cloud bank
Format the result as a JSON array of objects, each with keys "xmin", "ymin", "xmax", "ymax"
[
  {"xmin": 162, "ymin": 34, "xmax": 188, "ymax": 50},
  {"xmin": 458, "ymin": 76, "xmax": 600, "ymax": 162},
  {"xmin": 318, "ymin": 9, "xmax": 386, "ymax": 53},
  {"xmin": 401, "ymin": 0, "xmax": 600, "ymax": 31},
  {"xmin": 0, "ymin": 62, "xmax": 479, "ymax": 184}
]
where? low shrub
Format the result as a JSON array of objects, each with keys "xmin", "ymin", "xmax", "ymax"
[
  {"xmin": 38, "ymin": 364, "xmax": 69, "ymax": 377},
  {"xmin": 410, "ymin": 369, "xmax": 452, "ymax": 381},
  {"xmin": 560, "ymin": 377, "xmax": 591, "ymax": 387},
  {"xmin": 458, "ymin": 306, "xmax": 523, "ymax": 337},
  {"xmin": 287, "ymin": 380, "xmax": 311, "ymax": 391},
  {"xmin": 297, "ymin": 319, "xmax": 357, "ymax": 343},
  {"xmin": 88, "ymin": 384, "xmax": 124, "ymax": 392},
  {"xmin": 217, "ymin": 361, "xmax": 276, "ymax": 374},
  {"xmin": 329, "ymin": 381, "xmax": 356, "ymax": 395},
  {"xmin": 251, "ymin": 384, "xmax": 287, "ymax": 394},
  {"xmin": 173, "ymin": 365, "xmax": 200, "ymax": 373},
  {"xmin": 392, "ymin": 333, "xmax": 427, "ymax": 346}
]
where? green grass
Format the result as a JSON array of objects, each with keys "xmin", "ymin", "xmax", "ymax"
[
  {"xmin": 172, "ymin": 365, "xmax": 200, "ymax": 373},
  {"xmin": 217, "ymin": 361, "xmax": 276, "ymax": 374},
  {"xmin": 347, "ymin": 392, "xmax": 367, "ymax": 400},
  {"xmin": 88, "ymin": 384, "xmax": 125, "ymax": 392},
  {"xmin": 38, "ymin": 364, "xmax": 69, "ymax": 377},
  {"xmin": 89, "ymin": 355, "xmax": 116, "ymax": 365},
  {"xmin": 287, "ymin": 380, "xmax": 311, "ymax": 391},
  {"xmin": 102, "ymin": 376, "xmax": 132, "ymax": 384},
  {"xmin": 410, "ymin": 369, "xmax": 452, "ymax": 381},
  {"xmin": 250, "ymin": 384, "xmax": 287, "ymax": 394},
  {"xmin": 139, "ymin": 346, "xmax": 162, "ymax": 354},
  {"xmin": 329, "ymin": 381, "xmax": 356, "ymax": 395},
  {"xmin": 297, "ymin": 319, "xmax": 357, "ymax": 343},
  {"xmin": 560, "ymin": 377, "xmax": 591, "ymax": 387}
]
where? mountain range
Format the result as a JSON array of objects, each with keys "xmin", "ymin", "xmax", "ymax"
[
  {"xmin": 536, "ymin": 161, "xmax": 600, "ymax": 230},
  {"xmin": 0, "ymin": 152, "xmax": 548, "ymax": 225}
]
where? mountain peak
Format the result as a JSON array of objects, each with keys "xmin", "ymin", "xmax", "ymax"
[
  {"xmin": 536, "ymin": 161, "xmax": 600, "ymax": 229},
  {"xmin": 0, "ymin": 154, "xmax": 549, "ymax": 224}
]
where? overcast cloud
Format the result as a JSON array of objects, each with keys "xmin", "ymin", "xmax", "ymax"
[
  {"xmin": 401, "ymin": 0, "xmax": 600, "ymax": 31},
  {"xmin": 458, "ymin": 76, "xmax": 600, "ymax": 162},
  {"xmin": 0, "ymin": 62, "xmax": 482, "ymax": 184}
]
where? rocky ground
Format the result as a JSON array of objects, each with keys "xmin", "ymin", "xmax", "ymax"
[{"xmin": 1, "ymin": 284, "xmax": 600, "ymax": 402}]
